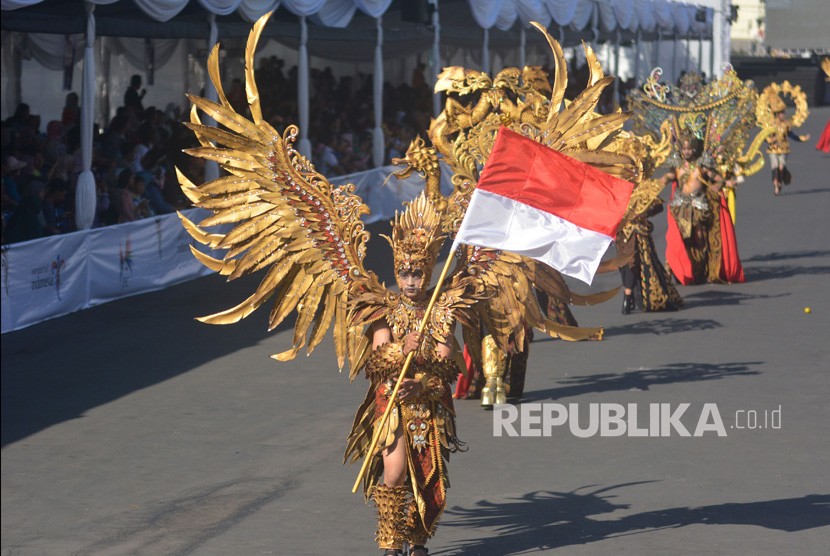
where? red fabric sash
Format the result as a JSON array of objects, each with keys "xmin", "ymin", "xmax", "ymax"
[
  {"xmin": 453, "ymin": 345, "xmax": 476, "ymax": 398},
  {"xmin": 717, "ymin": 194, "xmax": 745, "ymax": 283},
  {"xmin": 665, "ymin": 182, "xmax": 697, "ymax": 285}
]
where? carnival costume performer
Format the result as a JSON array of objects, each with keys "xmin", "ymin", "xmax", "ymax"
[
  {"xmin": 663, "ymin": 130, "xmax": 745, "ymax": 284},
  {"xmin": 176, "ymin": 15, "xmax": 644, "ymax": 555},
  {"xmin": 628, "ymin": 67, "xmax": 771, "ymax": 285},
  {"xmin": 612, "ymin": 121, "xmax": 683, "ymax": 312},
  {"xmin": 756, "ymin": 81, "xmax": 810, "ymax": 196}
]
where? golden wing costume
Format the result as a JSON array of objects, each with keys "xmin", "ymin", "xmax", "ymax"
[
  {"xmin": 178, "ymin": 14, "xmax": 641, "ymax": 553},
  {"xmin": 392, "ymin": 22, "xmax": 639, "ymax": 404}
]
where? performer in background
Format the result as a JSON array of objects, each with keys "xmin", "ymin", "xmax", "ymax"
[
  {"xmin": 756, "ymin": 82, "xmax": 810, "ymax": 196},
  {"xmin": 617, "ymin": 196, "xmax": 683, "ymax": 312},
  {"xmin": 662, "ymin": 131, "xmax": 745, "ymax": 285},
  {"xmin": 617, "ymin": 123, "xmax": 683, "ymax": 312},
  {"xmin": 628, "ymin": 67, "xmax": 766, "ymax": 285}
]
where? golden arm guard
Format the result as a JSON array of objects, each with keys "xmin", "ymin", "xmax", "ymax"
[{"xmin": 365, "ymin": 342, "xmax": 405, "ymax": 384}]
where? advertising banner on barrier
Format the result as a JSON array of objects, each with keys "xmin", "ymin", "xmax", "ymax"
[
  {"xmin": 86, "ymin": 214, "xmax": 212, "ymax": 306},
  {"xmin": 1, "ymin": 232, "xmax": 89, "ymax": 333},
  {"xmin": 1, "ymin": 209, "xmax": 215, "ymax": 334}
]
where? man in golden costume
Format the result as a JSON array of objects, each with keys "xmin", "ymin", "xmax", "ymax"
[
  {"xmin": 755, "ymin": 81, "xmax": 810, "ymax": 196},
  {"xmin": 176, "ymin": 14, "xmax": 644, "ymax": 555},
  {"xmin": 344, "ymin": 195, "xmax": 467, "ymax": 555}
]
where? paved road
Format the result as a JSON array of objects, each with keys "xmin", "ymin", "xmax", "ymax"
[{"xmin": 3, "ymin": 108, "xmax": 830, "ymax": 556}]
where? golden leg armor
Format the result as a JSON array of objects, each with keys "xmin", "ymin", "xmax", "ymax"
[
  {"xmin": 480, "ymin": 335, "xmax": 508, "ymax": 407},
  {"xmin": 405, "ymin": 498, "xmax": 434, "ymax": 547},
  {"xmin": 373, "ymin": 484, "xmax": 409, "ymax": 551}
]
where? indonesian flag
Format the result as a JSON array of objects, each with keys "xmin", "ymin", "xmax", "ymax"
[{"xmin": 451, "ymin": 127, "xmax": 634, "ymax": 284}]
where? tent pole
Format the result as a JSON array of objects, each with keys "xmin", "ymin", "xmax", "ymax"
[
  {"xmin": 519, "ymin": 26, "xmax": 526, "ymax": 70},
  {"xmin": 298, "ymin": 16, "xmax": 311, "ymax": 159},
  {"xmin": 482, "ymin": 27, "xmax": 490, "ymax": 76},
  {"xmin": 634, "ymin": 29, "xmax": 641, "ymax": 85},
  {"xmin": 372, "ymin": 16, "xmax": 384, "ymax": 168},
  {"xmin": 75, "ymin": 1, "xmax": 97, "ymax": 230},
  {"xmin": 203, "ymin": 13, "xmax": 219, "ymax": 183},
  {"xmin": 100, "ymin": 36, "xmax": 110, "ymax": 126},
  {"xmin": 685, "ymin": 33, "xmax": 690, "ymax": 72},
  {"xmin": 432, "ymin": 0, "xmax": 441, "ymax": 118},
  {"xmin": 613, "ymin": 31, "xmax": 620, "ymax": 110},
  {"xmin": 655, "ymin": 29, "xmax": 661, "ymax": 70},
  {"xmin": 672, "ymin": 32, "xmax": 678, "ymax": 83}
]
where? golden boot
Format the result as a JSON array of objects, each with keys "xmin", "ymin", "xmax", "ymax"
[
  {"xmin": 480, "ymin": 335, "xmax": 508, "ymax": 407},
  {"xmin": 373, "ymin": 484, "xmax": 409, "ymax": 551},
  {"xmin": 405, "ymin": 497, "xmax": 434, "ymax": 549}
]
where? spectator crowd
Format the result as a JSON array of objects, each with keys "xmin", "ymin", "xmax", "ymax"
[{"xmin": 2, "ymin": 55, "xmax": 616, "ymax": 245}]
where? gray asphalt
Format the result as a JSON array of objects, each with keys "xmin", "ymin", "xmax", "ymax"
[{"xmin": 3, "ymin": 108, "xmax": 830, "ymax": 556}]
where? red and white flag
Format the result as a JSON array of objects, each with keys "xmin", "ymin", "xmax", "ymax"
[{"xmin": 451, "ymin": 127, "xmax": 634, "ymax": 284}]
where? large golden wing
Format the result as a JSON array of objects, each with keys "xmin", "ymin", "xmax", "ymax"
[
  {"xmin": 177, "ymin": 12, "xmax": 382, "ymax": 369},
  {"xmin": 393, "ymin": 22, "xmax": 637, "ymax": 353}
]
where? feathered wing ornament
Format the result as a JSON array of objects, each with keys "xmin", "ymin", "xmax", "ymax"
[
  {"xmin": 177, "ymin": 12, "xmax": 396, "ymax": 372},
  {"xmin": 392, "ymin": 22, "xmax": 642, "ymax": 354}
]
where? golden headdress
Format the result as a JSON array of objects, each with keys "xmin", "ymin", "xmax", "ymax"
[
  {"xmin": 381, "ymin": 193, "xmax": 445, "ymax": 289},
  {"xmin": 756, "ymin": 80, "xmax": 809, "ymax": 128},
  {"xmin": 768, "ymin": 92, "xmax": 786, "ymax": 113},
  {"xmin": 628, "ymin": 64, "xmax": 769, "ymax": 177}
]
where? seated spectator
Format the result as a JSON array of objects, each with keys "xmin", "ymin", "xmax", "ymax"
[
  {"xmin": 117, "ymin": 170, "xmax": 150, "ymax": 223},
  {"xmin": 145, "ymin": 166, "xmax": 175, "ymax": 215},
  {"xmin": 314, "ymin": 132, "xmax": 345, "ymax": 178},
  {"xmin": 94, "ymin": 170, "xmax": 112, "ymax": 228},
  {"xmin": 42, "ymin": 179, "xmax": 70, "ymax": 235},
  {"xmin": 62, "ymin": 92, "xmax": 80, "ymax": 131},
  {"xmin": 2, "ymin": 156, "xmax": 26, "ymax": 211},
  {"xmin": 5, "ymin": 180, "xmax": 47, "ymax": 243}
]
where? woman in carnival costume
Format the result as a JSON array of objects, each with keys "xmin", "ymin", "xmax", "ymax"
[{"xmin": 627, "ymin": 67, "xmax": 773, "ymax": 285}]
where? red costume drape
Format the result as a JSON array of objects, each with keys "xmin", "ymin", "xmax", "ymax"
[
  {"xmin": 666, "ymin": 182, "xmax": 745, "ymax": 285},
  {"xmin": 716, "ymin": 193, "xmax": 745, "ymax": 283}
]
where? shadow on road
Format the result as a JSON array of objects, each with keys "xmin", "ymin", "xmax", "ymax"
[
  {"xmin": 743, "ymin": 250, "xmax": 830, "ymax": 263},
  {"xmin": 521, "ymin": 361, "xmax": 762, "ymax": 402},
  {"xmin": 681, "ymin": 290, "xmax": 789, "ymax": 308},
  {"xmin": 438, "ymin": 488, "xmax": 830, "ymax": 555},
  {"xmin": 778, "ymin": 187, "xmax": 830, "ymax": 196},
  {"xmin": 743, "ymin": 264, "xmax": 830, "ymax": 282},
  {"xmin": 601, "ymin": 318, "xmax": 722, "ymax": 337},
  {"xmin": 1, "ymin": 222, "xmax": 400, "ymax": 447}
]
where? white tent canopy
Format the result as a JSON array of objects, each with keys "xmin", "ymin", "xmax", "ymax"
[{"xmin": 2, "ymin": 0, "xmax": 716, "ymax": 229}]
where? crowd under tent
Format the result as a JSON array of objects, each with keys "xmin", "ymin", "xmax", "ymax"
[{"xmin": 2, "ymin": 0, "xmax": 717, "ymax": 231}]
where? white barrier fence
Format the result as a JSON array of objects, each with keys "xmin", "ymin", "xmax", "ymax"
[
  {"xmin": 1, "ymin": 209, "xmax": 215, "ymax": 333},
  {"xmin": 1, "ymin": 164, "xmax": 453, "ymax": 333}
]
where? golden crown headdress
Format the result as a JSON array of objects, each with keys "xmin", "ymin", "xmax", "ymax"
[
  {"xmin": 381, "ymin": 193, "xmax": 445, "ymax": 287},
  {"xmin": 756, "ymin": 81, "xmax": 809, "ymax": 128}
]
